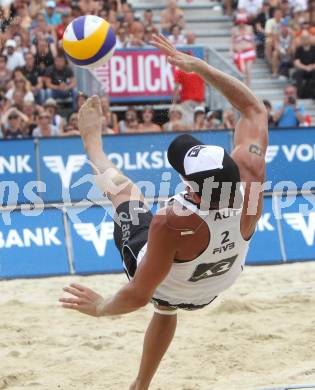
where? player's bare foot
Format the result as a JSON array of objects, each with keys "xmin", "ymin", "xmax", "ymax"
[{"xmin": 78, "ymin": 95, "xmax": 103, "ymax": 149}]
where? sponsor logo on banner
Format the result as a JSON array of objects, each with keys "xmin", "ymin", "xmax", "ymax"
[
  {"xmin": 0, "ymin": 227, "xmax": 61, "ymax": 248},
  {"xmin": 43, "ymin": 155, "xmax": 86, "ymax": 188},
  {"xmin": 0, "ymin": 155, "xmax": 32, "ymax": 174},
  {"xmin": 93, "ymin": 50, "xmax": 174, "ymax": 100},
  {"xmin": 74, "ymin": 222, "xmax": 114, "ymax": 256},
  {"xmin": 256, "ymin": 213, "xmax": 275, "ymax": 231},
  {"xmin": 108, "ymin": 150, "xmax": 171, "ymax": 170},
  {"xmin": 283, "ymin": 212, "xmax": 315, "ymax": 245},
  {"xmin": 265, "ymin": 144, "xmax": 315, "ymax": 163}
]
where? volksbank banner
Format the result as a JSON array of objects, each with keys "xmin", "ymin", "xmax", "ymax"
[
  {"xmin": 1, "ymin": 128, "xmax": 315, "ymax": 206},
  {"xmin": 0, "ymin": 196, "xmax": 314, "ymax": 278},
  {"xmin": 0, "ymin": 208, "xmax": 69, "ymax": 278}
]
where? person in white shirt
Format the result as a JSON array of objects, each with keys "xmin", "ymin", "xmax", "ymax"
[
  {"xmin": 265, "ymin": 7, "xmax": 283, "ymax": 63},
  {"xmin": 32, "ymin": 111, "xmax": 59, "ymax": 137},
  {"xmin": 4, "ymin": 40, "xmax": 25, "ymax": 71},
  {"xmin": 168, "ymin": 24, "xmax": 187, "ymax": 46},
  {"xmin": 238, "ymin": 0, "xmax": 263, "ymax": 21}
]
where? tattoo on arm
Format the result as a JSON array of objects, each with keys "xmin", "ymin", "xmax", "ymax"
[{"xmin": 249, "ymin": 144, "xmax": 263, "ymax": 156}]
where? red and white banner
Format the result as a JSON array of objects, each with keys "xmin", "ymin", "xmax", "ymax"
[{"xmin": 92, "ymin": 49, "xmax": 176, "ymax": 102}]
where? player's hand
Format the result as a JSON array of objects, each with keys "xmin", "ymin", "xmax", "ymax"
[
  {"xmin": 59, "ymin": 283, "xmax": 106, "ymax": 317},
  {"xmin": 150, "ymin": 33, "xmax": 201, "ymax": 73}
]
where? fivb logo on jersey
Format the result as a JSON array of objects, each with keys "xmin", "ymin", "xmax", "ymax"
[{"xmin": 74, "ymin": 222, "xmax": 114, "ymax": 256}]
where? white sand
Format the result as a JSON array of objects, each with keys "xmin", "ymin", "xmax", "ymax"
[{"xmin": 0, "ymin": 262, "xmax": 315, "ymax": 390}]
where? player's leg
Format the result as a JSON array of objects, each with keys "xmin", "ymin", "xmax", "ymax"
[
  {"xmin": 78, "ymin": 95, "xmax": 145, "ymax": 210},
  {"xmin": 130, "ymin": 308, "xmax": 177, "ymax": 390}
]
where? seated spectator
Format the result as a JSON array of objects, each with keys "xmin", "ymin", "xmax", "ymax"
[
  {"xmin": 254, "ymin": 1, "xmax": 271, "ymax": 58},
  {"xmin": 32, "ymin": 111, "xmax": 59, "ymax": 136},
  {"xmin": 100, "ymin": 95, "xmax": 118, "ymax": 132},
  {"xmin": 174, "ymin": 64, "xmax": 205, "ymax": 126},
  {"xmin": 144, "ymin": 25, "xmax": 158, "ymax": 45},
  {"xmin": 44, "ymin": 98, "xmax": 64, "ymax": 133},
  {"xmin": 163, "ymin": 105, "xmax": 187, "ymax": 132},
  {"xmin": 67, "ymin": 112, "xmax": 79, "ymax": 131},
  {"xmin": 5, "ymin": 69, "xmax": 35, "ymax": 104},
  {"xmin": 30, "ymin": 12, "xmax": 57, "ymax": 45},
  {"xmin": 273, "ymin": 84, "xmax": 305, "ymax": 126},
  {"xmin": 116, "ymin": 25, "xmax": 129, "ymax": 48},
  {"xmin": 237, "ymin": 0, "xmax": 262, "ymax": 23},
  {"xmin": 265, "ymin": 7, "xmax": 283, "ymax": 64},
  {"xmin": 45, "ymin": 1, "xmax": 61, "ymax": 26},
  {"xmin": 62, "ymin": 123, "xmax": 80, "ymax": 136},
  {"xmin": 127, "ymin": 16, "xmax": 145, "ymax": 48},
  {"xmin": 102, "ymin": 116, "xmax": 115, "ymax": 135},
  {"xmin": 263, "ymin": 99, "xmax": 276, "ymax": 127},
  {"xmin": 293, "ymin": 31, "xmax": 315, "ymax": 98},
  {"xmin": 0, "ymin": 54, "xmax": 12, "ymax": 92},
  {"xmin": 22, "ymin": 101, "xmax": 42, "ymax": 136},
  {"xmin": 168, "ymin": 24, "xmax": 187, "ymax": 46},
  {"xmin": 205, "ymin": 111, "xmax": 222, "ymax": 130},
  {"xmin": 161, "ymin": 0, "xmax": 185, "ymax": 36},
  {"xmin": 12, "ymin": 33, "xmax": 29, "ymax": 57},
  {"xmin": 118, "ymin": 108, "xmax": 139, "ymax": 133},
  {"xmin": 138, "ymin": 106, "xmax": 162, "ymax": 133},
  {"xmin": 32, "ymin": 38, "xmax": 56, "ymax": 75},
  {"xmin": 22, "ymin": 52, "xmax": 45, "ymax": 103},
  {"xmin": 4, "ymin": 39, "xmax": 25, "ymax": 71},
  {"xmin": 56, "ymin": 0, "xmax": 72, "ymax": 15},
  {"xmin": 15, "ymin": 2, "xmax": 32, "ymax": 30},
  {"xmin": 221, "ymin": 108, "xmax": 237, "ymax": 129},
  {"xmin": 186, "ymin": 31, "xmax": 196, "ymax": 45},
  {"xmin": 292, "ymin": 20, "xmax": 315, "ymax": 49},
  {"xmin": 280, "ymin": 0, "xmax": 291, "ymax": 18},
  {"xmin": 271, "ymin": 19, "xmax": 294, "ymax": 77},
  {"xmin": 1, "ymin": 107, "xmax": 28, "ymax": 139},
  {"xmin": 78, "ymin": 0, "xmax": 99, "ymax": 15},
  {"xmin": 289, "ymin": 6, "xmax": 307, "ymax": 35},
  {"xmin": 192, "ymin": 106, "xmax": 207, "ymax": 131},
  {"xmin": 77, "ymin": 91, "xmax": 88, "ymax": 110},
  {"xmin": 45, "ymin": 53, "xmax": 77, "ymax": 109},
  {"xmin": 56, "ymin": 11, "xmax": 72, "ymax": 42},
  {"xmin": 231, "ymin": 12, "xmax": 256, "ymax": 86},
  {"xmin": 143, "ymin": 9, "xmax": 155, "ymax": 29}
]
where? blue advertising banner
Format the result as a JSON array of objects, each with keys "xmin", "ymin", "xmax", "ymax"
[
  {"xmin": 67, "ymin": 203, "xmax": 159, "ymax": 274},
  {"xmin": 278, "ymin": 194, "xmax": 315, "ymax": 262},
  {"xmin": 0, "ymin": 208, "xmax": 69, "ymax": 278},
  {"xmin": 0, "ymin": 139, "xmax": 37, "ymax": 205},
  {"xmin": 246, "ymin": 196, "xmax": 283, "ymax": 265},
  {"xmin": 68, "ymin": 205, "xmax": 121, "ymax": 274},
  {"xmin": 39, "ymin": 131, "xmax": 231, "ymax": 203},
  {"xmin": 266, "ymin": 128, "xmax": 315, "ymax": 191}
]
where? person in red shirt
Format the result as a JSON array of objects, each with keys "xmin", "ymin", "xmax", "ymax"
[
  {"xmin": 174, "ymin": 66, "xmax": 205, "ymax": 126},
  {"xmin": 56, "ymin": 12, "xmax": 72, "ymax": 41}
]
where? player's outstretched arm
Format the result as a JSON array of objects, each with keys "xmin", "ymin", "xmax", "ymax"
[
  {"xmin": 60, "ymin": 213, "xmax": 177, "ymax": 316},
  {"xmin": 151, "ymin": 34, "xmax": 268, "ymax": 158}
]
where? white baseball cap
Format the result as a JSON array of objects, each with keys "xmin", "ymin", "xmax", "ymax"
[{"xmin": 5, "ymin": 39, "xmax": 16, "ymax": 48}]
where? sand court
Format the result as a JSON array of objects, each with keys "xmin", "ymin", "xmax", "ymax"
[{"xmin": 0, "ymin": 261, "xmax": 315, "ymax": 390}]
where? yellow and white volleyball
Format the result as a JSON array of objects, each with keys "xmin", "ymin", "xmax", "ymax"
[{"xmin": 62, "ymin": 15, "xmax": 116, "ymax": 69}]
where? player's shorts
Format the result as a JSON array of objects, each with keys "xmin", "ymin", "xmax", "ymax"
[{"xmin": 113, "ymin": 200, "xmax": 153, "ymax": 279}]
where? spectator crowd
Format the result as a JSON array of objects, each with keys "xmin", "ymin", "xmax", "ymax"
[
  {"xmin": 230, "ymin": 0, "xmax": 315, "ymax": 126},
  {"xmin": 0, "ymin": 0, "xmax": 314, "ymax": 140}
]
